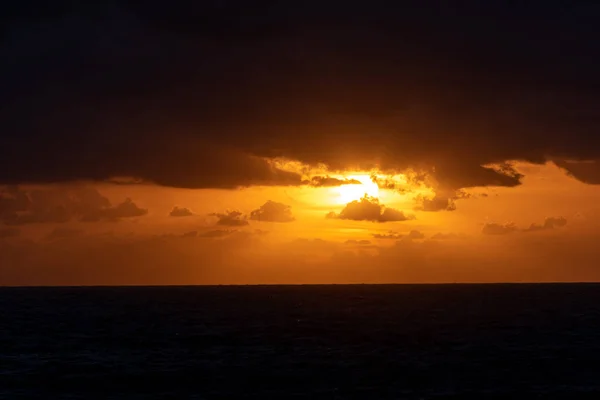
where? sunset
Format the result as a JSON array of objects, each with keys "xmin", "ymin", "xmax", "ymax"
[{"xmin": 2, "ymin": 1, "xmax": 600, "ymax": 398}]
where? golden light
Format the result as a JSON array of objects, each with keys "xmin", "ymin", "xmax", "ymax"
[{"xmin": 334, "ymin": 175, "xmax": 379, "ymax": 204}]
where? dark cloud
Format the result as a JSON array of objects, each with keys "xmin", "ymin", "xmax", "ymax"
[
  {"xmin": 482, "ymin": 222, "xmax": 518, "ymax": 236},
  {"xmin": 416, "ymin": 195, "xmax": 457, "ymax": 212},
  {"xmin": 372, "ymin": 231, "xmax": 403, "ymax": 240},
  {"xmin": 554, "ymin": 161, "xmax": 600, "ymax": 184},
  {"xmin": 524, "ymin": 217, "xmax": 568, "ymax": 232},
  {"xmin": 101, "ymin": 198, "xmax": 147, "ymax": 219},
  {"xmin": 210, "ymin": 211, "xmax": 249, "ymax": 227},
  {"xmin": 303, "ymin": 176, "xmax": 361, "ymax": 187},
  {"xmin": 181, "ymin": 231, "xmax": 198, "ymax": 238},
  {"xmin": 415, "ymin": 190, "xmax": 473, "ymax": 212},
  {"xmin": 0, "ymin": 3, "xmax": 598, "ymax": 190},
  {"xmin": 250, "ymin": 201, "xmax": 295, "ymax": 223},
  {"xmin": 328, "ymin": 196, "xmax": 414, "ymax": 223},
  {"xmin": 169, "ymin": 206, "xmax": 194, "ymax": 217},
  {"xmin": 1, "ymin": 186, "xmax": 146, "ymax": 225}
]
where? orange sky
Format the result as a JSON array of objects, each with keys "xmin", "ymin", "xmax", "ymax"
[
  {"xmin": 1, "ymin": 3, "xmax": 599, "ymax": 286},
  {"xmin": 2, "ymin": 161, "xmax": 600, "ymax": 286}
]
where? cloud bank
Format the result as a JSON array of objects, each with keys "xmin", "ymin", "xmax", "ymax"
[{"xmin": 0, "ymin": 3, "xmax": 598, "ymax": 192}]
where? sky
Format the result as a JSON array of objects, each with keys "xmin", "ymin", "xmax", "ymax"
[{"xmin": 1, "ymin": 1, "xmax": 600, "ymax": 285}]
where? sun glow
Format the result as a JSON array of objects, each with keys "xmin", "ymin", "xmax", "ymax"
[{"xmin": 334, "ymin": 175, "xmax": 379, "ymax": 204}]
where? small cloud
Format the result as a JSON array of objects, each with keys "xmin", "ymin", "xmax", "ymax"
[
  {"xmin": 181, "ymin": 231, "xmax": 198, "ymax": 238},
  {"xmin": 415, "ymin": 194, "xmax": 457, "ymax": 212},
  {"xmin": 370, "ymin": 175, "xmax": 404, "ymax": 191},
  {"xmin": 303, "ymin": 176, "xmax": 362, "ymax": 187},
  {"xmin": 482, "ymin": 222, "xmax": 518, "ymax": 235},
  {"xmin": 254, "ymin": 229, "xmax": 269, "ymax": 236},
  {"xmin": 81, "ymin": 198, "xmax": 148, "ymax": 222},
  {"xmin": 210, "ymin": 211, "xmax": 249, "ymax": 226},
  {"xmin": 372, "ymin": 231, "xmax": 403, "ymax": 240},
  {"xmin": 104, "ymin": 198, "xmax": 148, "ymax": 219},
  {"xmin": 524, "ymin": 216, "xmax": 567, "ymax": 232},
  {"xmin": 327, "ymin": 196, "xmax": 414, "ymax": 223},
  {"xmin": 250, "ymin": 201, "xmax": 295, "ymax": 223},
  {"xmin": 169, "ymin": 206, "xmax": 194, "ymax": 217}
]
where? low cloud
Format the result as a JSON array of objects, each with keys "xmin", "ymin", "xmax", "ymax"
[
  {"xmin": 415, "ymin": 191, "xmax": 471, "ymax": 212},
  {"xmin": 250, "ymin": 201, "xmax": 295, "ymax": 223},
  {"xmin": 482, "ymin": 222, "xmax": 518, "ymax": 235},
  {"xmin": 327, "ymin": 196, "xmax": 415, "ymax": 223},
  {"xmin": 484, "ymin": 217, "xmax": 568, "ymax": 235},
  {"xmin": 169, "ymin": 206, "xmax": 194, "ymax": 217},
  {"xmin": 372, "ymin": 231, "xmax": 403, "ymax": 240},
  {"xmin": 210, "ymin": 211, "xmax": 249, "ymax": 227},
  {"xmin": 416, "ymin": 195, "xmax": 457, "ymax": 212},
  {"xmin": 101, "ymin": 198, "xmax": 148, "ymax": 220},
  {"xmin": 1, "ymin": 186, "xmax": 147, "ymax": 225},
  {"xmin": 303, "ymin": 176, "xmax": 362, "ymax": 187},
  {"xmin": 524, "ymin": 216, "xmax": 568, "ymax": 232}
]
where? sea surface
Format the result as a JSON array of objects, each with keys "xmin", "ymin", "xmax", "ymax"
[{"xmin": 2, "ymin": 284, "xmax": 600, "ymax": 399}]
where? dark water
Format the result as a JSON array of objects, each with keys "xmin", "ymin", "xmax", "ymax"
[{"xmin": 2, "ymin": 284, "xmax": 600, "ymax": 399}]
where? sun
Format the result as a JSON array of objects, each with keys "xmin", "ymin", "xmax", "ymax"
[{"xmin": 334, "ymin": 175, "xmax": 379, "ymax": 204}]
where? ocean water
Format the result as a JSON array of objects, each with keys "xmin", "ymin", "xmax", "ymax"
[{"xmin": 2, "ymin": 284, "xmax": 600, "ymax": 399}]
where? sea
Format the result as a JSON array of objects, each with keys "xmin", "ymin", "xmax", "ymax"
[{"xmin": 2, "ymin": 284, "xmax": 600, "ymax": 399}]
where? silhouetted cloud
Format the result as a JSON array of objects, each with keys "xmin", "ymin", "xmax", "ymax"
[
  {"xmin": 482, "ymin": 222, "xmax": 518, "ymax": 235},
  {"xmin": 102, "ymin": 198, "xmax": 147, "ymax": 219},
  {"xmin": 524, "ymin": 217, "xmax": 568, "ymax": 232},
  {"xmin": 1, "ymin": 4, "xmax": 598, "ymax": 191},
  {"xmin": 303, "ymin": 176, "xmax": 361, "ymax": 187},
  {"xmin": 1, "ymin": 186, "xmax": 147, "ymax": 225},
  {"xmin": 416, "ymin": 195, "xmax": 457, "ymax": 212},
  {"xmin": 169, "ymin": 206, "xmax": 194, "ymax": 217},
  {"xmin": 328, "ymin": 196, "xmax": 415, "ymax": 223},
  {"xmin": 372, "ymin": 231, "xmax": 403, "ymax": 240},
  {"xmin": 210, "ymin": 210, "xmax": 249, "ymax": 227},
  {"xmin": 554, "ymin": 160, "xmax": 600, "ymax": 184},
  {"xmin": 250, "ymin": 201, "xmax": 295, "ymax": 223}
]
